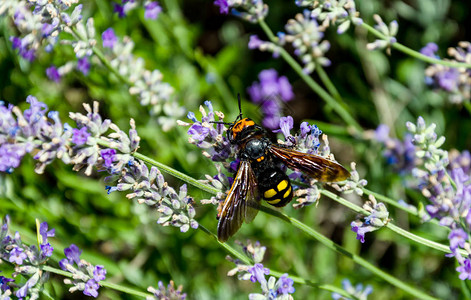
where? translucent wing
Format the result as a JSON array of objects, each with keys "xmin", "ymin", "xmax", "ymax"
[
  {"xmin": 217, "ymin": 160, "xmax": 260, "ymax": 242},
  {"xmin": 269, "ymin": 145, "xmax": 350, "ymax": 182}
]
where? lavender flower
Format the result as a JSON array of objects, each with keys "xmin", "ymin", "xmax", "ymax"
[
  {"xmin": 144, "ymin": 1, "xmax": 162, "ymax": 20},
  {"xmin": 366, "ymin": 15, "xmax": 398, "ymax": 55},
  {"xmin": 213, "ymin": 0, "xmax": 268, "ymax": 23},
  {"xmin": 0, "ymin": 217, "xmax": 56, "ymax": 299},
  {"xmin": 332, "ymin": 279, "xmax": 373, "ymax": 300},
  {"xmin": 350, "ymin": 196, "xmax": 389, "ymax": 243},
  {"xmin": 105, "ymin": 160, "xmax": 199, "ymax": 232},
  {"xmin": 77, "ymin": 57, "xmax": 91, "ymax": 75},
  {"xmin": 420, "ymin": 42, "xmax": 439, "ymax": 58},
  {"xmin": 46, "ymin": 65, "xmax": 61, "ymax": 82},
  {"xmin": 60, "ymin": 244, "xmax": 106, "ymax": 298},
  {"xmin": 281, "ymin": 10, "xmax": 331, "ymax": 74},
  {"xmin": 424, "ymin": 41, "xmax": 471, "ymax": 104},
  {"xmin": 71, "ymin": 127, "xmax": 91, "ymax": 145},
  {"xmin": 104, "ymin": 33, "xmax": 182, "ymax": 124},
  {"xmin": 247, "ymin": 34, "xmax": 281, "ymax": 58},
  {"xmin": 226, "ymin": 241, "xmax": 295, "ymax": 299},
  {"xmin": 247, "ymin": 69, "xmax": 294, "ymax": 130},
  {"xmin": 102, "ymin": 28, "xmax": 118, "ymax": 49},
  {"xmin": 374, "ymin": 124, "xmax": 416, "ymax": 174},
  {"xmin": 147, "ymin": 280, "xmax": 187, "ymax": 300},
  {"xmin": 296, "ymin": 0, "xmax": 362, "ymax": 34},
  {"xmin": 2, "ymin": 0, "xmax": 83, "ymax": 61}
]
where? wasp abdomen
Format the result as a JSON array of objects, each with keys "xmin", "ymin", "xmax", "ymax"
[{"xmin": 258, "ymin": 169, "xmax": 293, "ymax": 207}]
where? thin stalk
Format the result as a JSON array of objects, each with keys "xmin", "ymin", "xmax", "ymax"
[
  {"xmin": 258, "ymin": 20, "xmax": 363, "ymax": 134},
  {"xmin": 315, "ymin": 64, "xmax": 344, "ymax": 105},
  {"xmin": 258, "ymin": 205, "xmax": 438, "ymax": 300},
  {"xmin": 361, "ymin": 23, "xmax": 471, "ymax": 69},
  {"xmin": 42, "ymin": 266, "xmax": 150, "ymax": 298}
]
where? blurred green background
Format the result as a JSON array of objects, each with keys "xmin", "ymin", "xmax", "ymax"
[{"xmin": 1, "ymin": 0, "xmax": 470, "ymax": 298}]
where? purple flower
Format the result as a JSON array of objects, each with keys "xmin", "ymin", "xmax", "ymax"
[
  {"xmin": 9, "ymin": 247, "xmax": 27, "ymax": 265},
  {"xmin": 0, "ymin": 144, "xmax": 27, "ymax": 173},
  {"xmin": 101, "ymin": 148, "xmax": 117, "ymax": 168},
  {"xmin": 300, "ymin": 122, "xmax": 311, "ymax": 138},
  {"xmin": 375, "ymin": 124, "xmax": 390, "ymax": 143},
  {"xmin": 420, "ymin": 42, "xmax": 438, "ymax": 58},
  {"xmin": 214, "ymin": 0, "xmax": 229, "ymax": 14},
  {"xmin": 40, "ymin": 242, "xmax": 54, "ymax": 257},
  {"xmin": 351, "ymin": 221, "xmax": 366, "ymax": 243},
  {"xmin": 277, "ymin": 274, "xmax": 295, "ymax": 295},
  {"xmin": 247, "ymin": 263, "xmax": 270, "ymax": 284},
  {"xmin": 39, "ymin": 222, "xmax": 55, "ymax": 243},
  {"xmin": 46, "ymin": 66, "xmax": 61, "ymax": 83},
  {"xmin": 77, "ymin": 57, "xmax": 91, "ymax": 75},
  {"xmin": 42, "ymin": 23, "xmax": 54, "ymax": 37},
  {"xmin": 93, "ymin": 265, "xmax": 107, "ymax": 281},
  {"xmin": 114, "ymin": 4, "xmax": 126, "ymax": 17},
  {"xmin": 0, "ymin": 275, "xmax": 14, "ymax": 291},
  {"xmin": 187, "ymin": 123, "xmax": 210, "ymax": 143},
  {"xmin": 72, "ymin": 127, "xmax": 91, "ymax": 145},
  {"xmin": 436, "ymin": 68, "xmax": 460, "ymax": 91},
  {"xmin": 457, "ymin": 259, "xmax": 471, "ymax": 280},
  {"xmin": 64, "ymin": 244, "xmax": 82, "ymax": 265},
  {"xmin": 84, "ymin": 279, "xmax": 100, "ymax": 298},
  {"xmin": 274, "ymin": 116, "xmax": 293, "ymax": 139},
  {"xmin": 102, "ymin": 28, "xmax": 118, "ymax": 49},
  {"xmin": 144, "ymin": 2, "xmax": 162, "ymax": 19},
  {"xmin": 248, "ymin": 35, "xmax": 263, "ymax": 50}
]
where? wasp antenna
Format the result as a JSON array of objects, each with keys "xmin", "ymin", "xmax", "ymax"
[{"xmin": 237, "ymin": 93, "xmax": 243, "ymax": 120}]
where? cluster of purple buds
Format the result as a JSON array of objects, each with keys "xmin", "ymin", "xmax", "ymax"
[
  {"xmin": 295, "ymin": 0, "xmax": 362, "ymax": 34},
  {"xmin": 247, "ymin": 69, "xmax": 294, "ymax": 130},
  {"xmin": 366, "ymin": 15, "xmax": 398, "ymax": 55},
  {"xmin": 114, "ymin": 0, "xmax": 162, "ymax": 20},
  {"xmin": 179, "ymin": 101, "xmax": 232, "ymax": 163},
  {"xmin": 275, "ymin": 116, "xmax": 362, "ymax": 206},
  {"xmin": 280, "ymin": 10, "xmax": 331, "ymax": 74},
  {"xmin": 213, "ymin": 0, "xmax": 268, "ymax": 23},
  {"xmin": 146, "ymin": 280, "xmax": 187, "ymax": 300},
  {"xmin": 1, "ymin": 0, "xmax": 83, "ymax": 61},
  {"xmin": 422, "ymin": 42, "xmax": 471, "ymax": 104},
  {"xmin": 350, "ymin": 195, "xmax": 390, "ymax": 243},
  {"xmin": 105, "ymin": 160, "xmax": 199, "ymax": 233},
  {"xmin": 374, "ymin": 124, "xmax": 417, "ymax": 175},
  {"xmin": 331, "ymin": 279, "xmax": 373, "ymax": 300},
  {"xmin": 0, "ymin": 216, "xmax": 55, "ymax": 299},
  {"xmin": 0, "ymin": 96, "xmax": 141, "ymax": 176},
  {"xmin": 226, "ymin": 241, "xmax": 295, "ymax": 299},
  {"xmin": 101, "ymin": 28, "xmax": 181, "ymax": 127},
  {"xmin": 59, "ymin": 244, "xmax": 106, "ymax": 298},
  {"xmin": 379, "ymin": 116, "xmax": 471, "ymax": 279}
]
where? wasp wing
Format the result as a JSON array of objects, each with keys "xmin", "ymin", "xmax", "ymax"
[
  {"xmin": 268, "ymin": 145, "xmax": 350, "ymax": 182},
  {"xmin": 217, "ymin": 160, "xmax": 260, "ymax": 242}
]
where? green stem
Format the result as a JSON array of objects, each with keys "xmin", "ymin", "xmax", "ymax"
[
  {"xmin": 258, "ymin": 205, "xmax": 438, "ymax": 300},
  {"xmin": 197, "ymin": 224, "xmax": 352, "ymax": 297},
  {"xmin": 258, "ymin": 20, "xmax": 363, "ymax": 135},
  {"xmin": 315, "ymin": 64, "xmax": 343, "ymax": 104},
  {"xmin": 361, "ymin": 23, "xmax": 471, "ymax": 68},
  {"xmin": 42, "ymin": 266, "xmax": 150, "ymax": 298}
]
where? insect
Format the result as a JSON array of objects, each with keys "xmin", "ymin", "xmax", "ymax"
[{"xmin": 216, "ymin": 96, "xmax": 351, "ymax": 242}]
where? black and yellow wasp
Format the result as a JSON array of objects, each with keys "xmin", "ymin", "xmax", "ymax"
[{"xmin": 216, "ymin": 97, "xmax": 350, "ymax": 242}]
